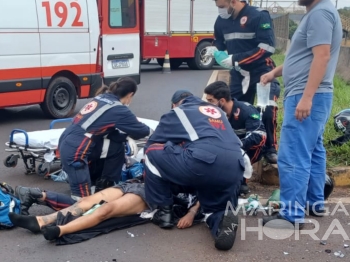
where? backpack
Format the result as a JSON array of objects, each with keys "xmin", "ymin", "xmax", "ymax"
[{"xmin": 0, "ymin": 182, "xmax": 21, "ymax": 229}]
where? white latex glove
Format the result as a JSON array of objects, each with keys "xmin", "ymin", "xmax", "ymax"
[
  {"xmin": 221, "ymin": 55, "xmax": 233, "ymax": 68},
  {"xmin": 241, "ymin": 149, "xmax": 253, "ymax": 179},
  {"xmin": 126, "ymin": 137, "xmax": 138, "ymax": 157},
  {"xmin": 203, "ymin": 46, "xmax": 218, "ymax": 58}
]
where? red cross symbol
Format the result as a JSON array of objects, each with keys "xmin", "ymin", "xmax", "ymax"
[
  {"xmin": 84, "ymin": 104, "xmax": 93, "ymax": 111},
  {"xmin": 205, "ymin": 107, "xmax": 217, "ymax": 115}
]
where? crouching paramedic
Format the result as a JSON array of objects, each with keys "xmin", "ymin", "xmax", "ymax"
[
  {"xmin": 212, "ymin": 0, "xmax": 281, "ymax": 164},
  {"xmin": 15, "ymin": 77, "xmax": 152, "ymax": 215},
  {"xmin": 144, "ymin": 90, "xmax": 245, "ymax": 251},
  {"xmin": 204, "ymin": 81, "xmax": 266, "ymax": 195}
]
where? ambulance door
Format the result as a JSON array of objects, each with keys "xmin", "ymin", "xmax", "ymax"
[
  {"xmin": 101, "ymin": 0, "xmax": 140, "ymax": 85},
  {"xmin": 0, "ymin": 0, "xmax": 41, "ymax": 106}
]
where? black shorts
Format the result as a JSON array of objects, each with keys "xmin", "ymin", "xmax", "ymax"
[{"xmin": 113, "ymin": 182, "xmax": 151, "ymax": 210}]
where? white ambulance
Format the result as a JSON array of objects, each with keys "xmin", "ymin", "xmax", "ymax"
[{"xmin": 0, "ymin": 0, "xmax": 141, "ymax": 118}]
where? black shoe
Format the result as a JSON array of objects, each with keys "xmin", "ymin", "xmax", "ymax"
[
  {"xmin": 95, "ymin": 179, "xmax": 115, "ymax": 193},
  {"xmin": 14, "ymin": 186, "xmax": 43, "ymax": 215},
  {"xmin": 239, "ymin": 185, "xmax": 250, "ymax": 196},
  {"xmin": 152, "ymin": 206, "xmax": 174, "ymax": 229},
  {"xmin": 265, "ymin": 152, "xmax": 278, "ymax": 164},
  {"xmin": 263, "ymin": 214, "xmax": 304, "ymax": 230},
  {"xmin": 215, "ymin": 211, "xmax": 239, "ymax": 251}
]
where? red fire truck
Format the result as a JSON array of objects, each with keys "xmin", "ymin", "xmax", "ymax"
[{"xmin": 0, "ymin": 0, "xmax": 218, "ymax": 118}]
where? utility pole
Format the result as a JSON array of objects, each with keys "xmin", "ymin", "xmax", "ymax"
[
  {"xmin": 335, "ymin": 0, "xmax": 338, "ymax": 8},
  {"xmin": 260, "ymin": 0, "xmax": 263, "ymax": 8}
]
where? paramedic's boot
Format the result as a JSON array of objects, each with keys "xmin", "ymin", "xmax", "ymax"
[
  {"xmin": 239, "ymin": 178, "xmax": 250, "ymax": 196},
  {"xmin": 15, "ymin": 186, "xmax": 43, "ymax": 215},
  {"xmin": 215, "ymin": 210, "xmax": 239, "ymax": 251},
  {"xmin": 94, "ymin": 178, "xmax": 115, "ymax": 193},
  {"xmin": 265, "ymin": 152, "xmax": 277, "ymax": 164},
  {"xmin": 152, "ymin": 205, "xmax": 174, "ymax": 229}
]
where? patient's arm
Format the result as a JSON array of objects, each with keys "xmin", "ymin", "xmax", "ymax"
[{"xmin": 177, "ymin": 201, "xmax": 201, "ymax": 229}]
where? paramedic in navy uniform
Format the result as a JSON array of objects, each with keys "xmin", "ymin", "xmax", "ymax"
[
  {"xmin": 144, "ymin": 90, "xmax": 244, "ymax": 251},
  {"xmin": 59, "ymin": 77, "xmax": 151, "ymax": 199},
  {"xmin": 15, "ymin": 77, "xmax": 152, "ymax": 215},
  {"xmin": 212, "ymin": 0, "xmax": 281, "ymax": 164}
]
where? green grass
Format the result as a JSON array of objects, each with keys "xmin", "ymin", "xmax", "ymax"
[{"xmin": 271, "ymin": 54, "xmax": 350, "ymax": 168}]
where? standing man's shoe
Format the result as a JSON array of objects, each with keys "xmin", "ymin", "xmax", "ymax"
[
  {"xmin": 215, "ymin": 211, "xmax": 239, "ymax": 251},
  {"xmin": 265, "ymin": 152, "xmax": 278, "ymax": 164},
  {"xmin": 152, "ymin": 205, "xmax": 174, "ymax": 229},
  {"xmin": 14, "ymin": 186, "xmax": 43, "ymax": 215},
  {"xmin": 263, "ymin": 213, "xmax": 304, "ymax": 229}
]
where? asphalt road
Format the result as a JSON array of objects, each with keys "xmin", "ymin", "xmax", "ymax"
[{"xmin": 1, "ymin": 63, "xmax": 350, "ymax": 262}]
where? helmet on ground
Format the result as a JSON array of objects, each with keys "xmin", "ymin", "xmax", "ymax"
[
  {"xmin": 324, "ymin": 174, "xmax": 334, "ymax": 200},
  {"xmin": 334, "ymin": 109, "xmax": 350, "ymax": 133}
]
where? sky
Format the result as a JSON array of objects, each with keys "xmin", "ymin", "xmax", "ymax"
[{"xmin": 256, "ymin": 0, "xmax": 349, "ymax": 9}]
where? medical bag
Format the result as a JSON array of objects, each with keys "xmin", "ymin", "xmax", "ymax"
[{"xmin": 0, "ymin": 182, "xmax": 21, "ymax": 229}]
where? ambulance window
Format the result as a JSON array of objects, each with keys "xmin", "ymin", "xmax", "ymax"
[{"xmin": 109, "ymin": 0, "xmax": 136, "ymax": 28}]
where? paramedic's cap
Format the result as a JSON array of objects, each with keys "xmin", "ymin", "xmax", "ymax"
[{"xmin": 171, "ymin": 90, "xmax": 193, "ymax": 104}]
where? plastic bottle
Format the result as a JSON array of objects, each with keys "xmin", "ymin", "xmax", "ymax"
[
  {"xmin": 266, "ymin": 189, "xmax": 280, "ymax": 209},
  {"xmin": 83, "ymin": 200, "xmax": 106, "ymax": 216}
]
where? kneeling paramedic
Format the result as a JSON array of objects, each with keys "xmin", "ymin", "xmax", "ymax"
[
  {"xmin": 15, "ymin": 77, "xmax": 152, "ymax": 215},
  {"xmin": 144, "ymin": 90, "xmax": 245, "ymax": 251},
  {"xmin": 210, "ymin": 0, "xmax": 281, "ymax": 164},
  {"xmin": 204, "ymin": 81, "xmax": 266, "ymax": 195}
]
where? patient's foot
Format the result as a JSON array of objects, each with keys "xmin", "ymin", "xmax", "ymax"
[
  {"xmin": 9, "ymin": 213, "xmax": 41, "ymax": 233},
  {"xmin": 41, "ymin": 226, "xmax": 61, "ymax": 241}
]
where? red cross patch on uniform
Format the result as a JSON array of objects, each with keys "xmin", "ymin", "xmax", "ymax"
[
  {"xmin": 199, "ymin": 106, "xmax": 222, "ymax": 119},
  {"xmin": 240, "ymin": 16, "xmax": 247, "ymax": 26},
  {"xmin": 80, "ymin": 101, "xmax": 98, "ymax": 115}
]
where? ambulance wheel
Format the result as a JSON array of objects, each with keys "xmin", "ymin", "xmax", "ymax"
[
  {"xmin": 41, "ymin": 76, "xmax": 77, "ymax": 119},
  {"xmin": 157, "ymin": 58, "xmax": 183, "ymax": 69},
  {"xmin": 187, "ymin": 41, "xmax": 215, "ymax": 70},
  {"xmin": 36, "ymin": 163, "xmax": 49, "ymax": 177},
  {"xmin": 3, "ymin": 155, "xmax": 17, "ymax": 168}
]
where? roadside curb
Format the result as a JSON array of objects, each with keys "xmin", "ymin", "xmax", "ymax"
[{"xmin": 205, "ymin": 70, "xmax": 350, "ymax": 188}]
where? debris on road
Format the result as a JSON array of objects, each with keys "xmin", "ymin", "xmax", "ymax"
[
  {"xmin": 344, "ymin": 244, "xmax": 349, "ymax": 248},
  {"xmin": 334, "ymin": 251, "xmax": 345, "ymax": 258},
  {"xmin": 127, "ymin": 231, "xmax": 135, "ymax": 238},
  {"xmin": 283, "ymin": 252, "xmax": 289, "ymax": 255},
  {"xmin": 320, "ymin": 241, "xmax": 327, "ymax": 245},
  {"xmin": 325, "ymin": 249, "xmax": 332, "ymax": 253}
]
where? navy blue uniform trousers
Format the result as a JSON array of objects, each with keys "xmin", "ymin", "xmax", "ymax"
[
  {"xmin": 44, "ymin": 139, "xmax": 125, "ymax": 211},
  {"xmin": 144, "ymin": 138, "xmax": 244, "ymax": 237}
]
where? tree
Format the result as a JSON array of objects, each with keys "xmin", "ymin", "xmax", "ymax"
[{"xmin": 289, "ymin": 19, "xmax": 298, "ymax": 40}]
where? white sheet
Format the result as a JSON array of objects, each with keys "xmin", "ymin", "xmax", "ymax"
[
  {"xmin": 12, "ymin": 128, "xmax": 65, "ymax": 149},
  {"xmin": 10, "ymin": 117, "xmax": 160, "ymax": 150}
]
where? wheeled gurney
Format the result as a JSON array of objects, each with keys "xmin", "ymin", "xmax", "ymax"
[{"xmin": 3, "ymin": 118, "xmax": 159, "ymax": 178}]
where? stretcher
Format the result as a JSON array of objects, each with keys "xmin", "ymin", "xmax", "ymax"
[{"xmin": 3, "ymin": 117, "xmax": 160, "ymax": 178}]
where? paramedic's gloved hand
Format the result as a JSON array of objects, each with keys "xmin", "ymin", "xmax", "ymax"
[
  {"xmin": 203, "ymin": 46, "xmax": 218, "ymax": 58},
  {"xmin": 126, "ymin": 137, "xmax": 138, "ymax": 157},
  {"xmin": 221, "ymin": 55, "xmax": 233, "ymax": 68},
  {"xmin": 260, "ymin": 71, "xmax": 275, "ymax": 85}
]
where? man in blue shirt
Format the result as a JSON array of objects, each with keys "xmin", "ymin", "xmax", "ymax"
[{"xmin": 261, "ymin": 0, "xmax": 343, "ymax": 228}]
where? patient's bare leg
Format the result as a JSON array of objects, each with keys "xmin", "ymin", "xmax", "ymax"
[
  {"xmin": 42, "ymin": 193, "xmax": 147, "ymax": 240},
  {"xmin": 9, "ymin": 188, "xmax": 124, "ymax": 233}
]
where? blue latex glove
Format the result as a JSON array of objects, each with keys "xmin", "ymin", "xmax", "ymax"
[{"xmin": 214, "ymin": 51, "xmax": 233, "ymax": 69}]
